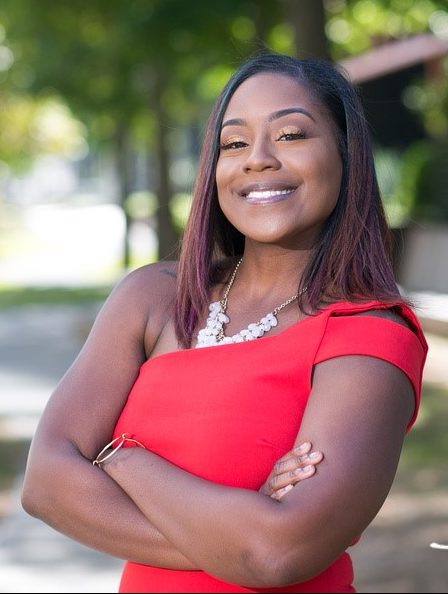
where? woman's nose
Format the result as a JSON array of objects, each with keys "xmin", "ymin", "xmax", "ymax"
[{"xmin": 243, "ymin": 140, "xmax": 281, "ymax": 172}]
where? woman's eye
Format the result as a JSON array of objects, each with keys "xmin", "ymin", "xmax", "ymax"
[
  {"xmin": 278, "ymin": 131, "xmax": 306, "ymax": 141},
  {"xmin": 220, "ymin": 140, "xmax": 247, "ymax": 150}
]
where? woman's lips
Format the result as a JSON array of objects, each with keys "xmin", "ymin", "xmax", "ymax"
[{"xmin": 244, "ymin": 188, "xmax": 296, "ymax": 204}]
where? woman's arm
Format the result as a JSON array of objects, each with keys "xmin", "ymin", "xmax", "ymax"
[
  {"xmin": 100, "ymin": 348, "xmax": 414, "ymax": 588},
  {"xmin": 21, "ymin": 264, "xmax": 196, "ymax": 568}
]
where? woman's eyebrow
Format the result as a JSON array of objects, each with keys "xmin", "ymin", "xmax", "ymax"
[
  {"xmin": 221, "ymin": 117, "xmax": 245, "ymax": 129},
  {"xmin": 269, "ymin": 107, "xmax": 315, "ymax": 122},
  {"xmin": 221, "ymin": 107, "xmax": 315, "ymax": 130}
]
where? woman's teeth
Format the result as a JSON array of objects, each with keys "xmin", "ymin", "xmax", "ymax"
[{"xmin": 246, "ymin": 189, "xmax": 293, "ymax": 199}]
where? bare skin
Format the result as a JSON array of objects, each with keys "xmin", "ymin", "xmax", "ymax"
[{"xmin": 21, "ymin": 73, "xmax": 415, "ymax": 588}]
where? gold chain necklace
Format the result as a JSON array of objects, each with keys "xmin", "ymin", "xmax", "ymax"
[{"xmin": 195, "ymin": 258, "xmax": 306, "ymax": 348}]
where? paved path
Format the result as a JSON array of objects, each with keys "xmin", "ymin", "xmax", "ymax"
[
  {"xmin": 0, "ymin": 303, "xmax": 123, "ymax": 593},
  {"xmin": 0, "ymin": 297, "xmax": 447, "ymax": 593}
]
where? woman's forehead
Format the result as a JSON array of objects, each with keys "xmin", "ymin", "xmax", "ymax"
[{"xmin": 223, "ymin": 73, "xmax": 324, "ymax": 123}]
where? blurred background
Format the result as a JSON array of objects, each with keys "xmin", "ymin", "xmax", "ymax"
[{"xmin": 0, "ymin": 0, "xmax": 447, "ymax": 592}]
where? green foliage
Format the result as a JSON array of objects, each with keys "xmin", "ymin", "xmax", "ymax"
[
  {"xmin": 413, "ymin": 139, "xmax": 448, "ymax": 221},
  {"xmin": 325, "ymin": 0, "xmax": 447, "ymax": 59},
  {"xmin": 1, "ymin": 0, "xmax": 446, "ymax": 232},
  {"xmin": 267, "ymin": 22, "xmax": 296, "ymax": 55},
  {"xmin": 403, "ymin": 57, "xmax": 448, "ymax": 138},
  {"xmin": 0, "ymin": 0, "xmax": 289, "ymax": 181},
  {"xmin": 0, "ymin": 0, "xmax": 284, "ymax": 143},
  {"xmin": 375, "ymin": 148, "xmax": 405, "ymax": 227},
  {"xmin": 0, "ymin": 94, "xmax": 86, "ymax": 171},
  {"xmin": 325, "ymin": 1, "xmax": 448, "ymax": 225},
  {"xmin": 170, "ymin": 192, "xmax": 193, "ymax": 232},
  {"xmin": 375, "ymin": 137, "xmax": 448, "ymax": 226},
  {"xmin": 124, "ymin": 191, "xmax": 157, "ymax": 219},
  {"xmin": 375, "ymin": 142, "xmax": 434, "ymax": 227}
]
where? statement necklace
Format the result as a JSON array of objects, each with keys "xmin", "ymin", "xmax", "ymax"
[{"xmin": 195, "ymin": 258, "xmax": 306, "ymax": 348}]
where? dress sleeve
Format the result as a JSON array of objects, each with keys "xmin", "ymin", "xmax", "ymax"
[{"xmin": 314, "ymin": 306, "xmax": 428, "ymax": 431}]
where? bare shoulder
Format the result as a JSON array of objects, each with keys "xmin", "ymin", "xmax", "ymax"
[
  {"xmin": 352, "ymin": 306, "xmax": 410, "ymax": 329},
  {"xmin": 117, "ymin": 260, "xmax": 178, "ymax": 287},
  {"xmin": 111, "ymin": 260, "xmax": 178, "ymax": 304},
  {"xmin": 93, "ymin": 261, "xmax": 178, "ymax": 350},
  {"xmin": 139, "ymin": 259, "xmax": 178, "ymax": 284}
]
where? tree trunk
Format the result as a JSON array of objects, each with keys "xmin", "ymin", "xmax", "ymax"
[
  {"xmin": 282, "ymin": 0, "xmax": 330, "ymax": 59},
  {"xmin": 114, "ymin": 122, "xmax": 133, "ymax": 270},
  {"xmin": 152, "ymin": 67, "xmax": 180, "ymax": 261}
]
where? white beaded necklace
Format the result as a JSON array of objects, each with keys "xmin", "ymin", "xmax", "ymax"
[{"xmin": 195, "ymin": 258, "xmax": 306, "ymax": 348}]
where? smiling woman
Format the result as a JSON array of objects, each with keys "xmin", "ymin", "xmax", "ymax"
[
  {"xmin": 21, "ymin": 53, "xmax": 427, "ymax": 594},
  {"xmin": 216, "ymin": 72, "xmax": 342, "ymax": 249}
]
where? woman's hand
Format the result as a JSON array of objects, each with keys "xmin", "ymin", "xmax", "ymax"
[{"xmin": 260, "ymin": 442, "xmax": 323, "ymax": 500}]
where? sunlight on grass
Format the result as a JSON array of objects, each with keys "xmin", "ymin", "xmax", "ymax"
[
  {"xmin": 0, "ymin": 285, "xmax": 112, "ymax": 308},
  {"xmin": 0, "ymin": 438, "xmax": 29, "ymax": 492},
  {"xmin": 401, "ymin": 384, "xmax": 448, "ymax": 468},
  {"xmin": 396, "ymin": 383, "xmax": 448, "ymax": 491}
]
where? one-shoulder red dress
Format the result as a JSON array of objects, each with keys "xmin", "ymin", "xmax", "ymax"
[{"xmin": 113, "ymin": 300, "xmax": 428, "ymax": 593}]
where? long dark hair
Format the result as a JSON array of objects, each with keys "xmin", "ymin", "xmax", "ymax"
[{"xmin": 175, "ymin": 53, "xmax": 402, "ymax": 348}]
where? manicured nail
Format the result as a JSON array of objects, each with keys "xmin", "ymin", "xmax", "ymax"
[
  {"xmin": 301, "ymin": 465, "xmax": 313, "ymax": 472},
  {"xmin": 294, "ymin": 442, "xmax": 310, "ymax": 454}
]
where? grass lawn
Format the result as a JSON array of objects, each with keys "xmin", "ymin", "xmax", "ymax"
[
  {"xmin": 0, "ymin": 439, "xmax": 30, "ymax": 493},
  {"xmin": 395, "ymin": 382, "xmax": 448, "ymax": 492},
  {"xmin": 0, "ymin": 285, "xmax": 112, "ymax": 309}
]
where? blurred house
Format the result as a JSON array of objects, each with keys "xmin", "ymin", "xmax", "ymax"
[{"xmin": 341, "ymin": 33, "xmax": 448, "ymax": 294}]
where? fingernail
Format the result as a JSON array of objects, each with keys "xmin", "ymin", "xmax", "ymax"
[
  {"xmin": 294, "ymin": 442, "xmax": 310, "ymax": 454},
  {"xmin": 309, "ymin": 451, "xmax": 321, "ymax": 458},
  {"xmin": 301, "ymin": 465, "xmax": 313, "ymax": 472}
]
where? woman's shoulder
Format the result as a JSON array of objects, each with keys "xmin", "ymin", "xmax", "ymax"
[
  {"xmin": 114, "ymin": 260, "xmax": 178, "ymax": 298},
  {"xmin": 350, "ymin": 305, "xmax": 410, "ymax": 329},
  {"xmin": 100, "ymin": 260, "xmax": 178, "ymax": 328},
  {"xmin": 325, "ymin": 298, "xmax": 415, "ymax": 328},
  {"xmin": 321, "ymin": 298, "xmax": 427, "ymax": 352},
  {"xmin": 122, "ymin": 259, "xmax": 178, "ymax": 281},
  {"xmin": 98, "ymin": 261, "xmax": 179, "ymax": 356}
]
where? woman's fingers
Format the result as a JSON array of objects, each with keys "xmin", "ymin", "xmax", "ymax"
[
  {"xmin": 267, "ymin": 451, "xmax": 323, "ymax": 494},
  {"xmin": 259, "ymin": 442, "xmax": 323, "ymax": 497},
  {"xmin": 260, "ymin": 442, "xmax": 324, "ymax": 499},
  {"xmin": 269, "ymin": 466, "xmax": 317, "ymax": 500},
  {"xmin": 270, "ymin": 483, "xmax": 295, "ymax": 501},
  {"xmin": 274, "ymin": 449, "xmax": 323, "ymax": 477},
  {"xmin": 278, "ymin": 441, "xmax": 312, "ymax": 462}
]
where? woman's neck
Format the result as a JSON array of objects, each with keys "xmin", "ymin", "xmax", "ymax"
[{"xmin": 231, "ymin": 246, "xmax": 310, "ymax": 298}]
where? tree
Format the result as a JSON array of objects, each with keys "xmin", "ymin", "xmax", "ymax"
[
  {"xmin": 282, "ymin": 0, "xmax": 330, "ymax": 59},
  {"xmin": 1, "ymin": 0, "xmax": 289, "ymax": 264}
]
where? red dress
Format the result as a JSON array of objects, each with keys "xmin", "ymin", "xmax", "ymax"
[{"xmin": 113, "ymin": 300, "xmax": 428, "ymax": 593}]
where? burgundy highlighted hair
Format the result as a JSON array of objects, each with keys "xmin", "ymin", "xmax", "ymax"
[{"xmin": 175, "ymin": 53, "xmax": 402, "ymax": 348}]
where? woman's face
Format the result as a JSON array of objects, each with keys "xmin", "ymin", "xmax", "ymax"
[{"xmin": 216, "ymin": 73, "xmax": 343, "ymax": 249}]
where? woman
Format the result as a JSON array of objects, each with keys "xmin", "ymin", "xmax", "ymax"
[{"xmin": 21, "ymin": 53, "xmax": 428, "ymax": 593}]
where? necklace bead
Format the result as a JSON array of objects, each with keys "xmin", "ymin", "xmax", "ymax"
[{"xmin": 195, "ymin": 258, "xmax": 306, "ymax": 348}]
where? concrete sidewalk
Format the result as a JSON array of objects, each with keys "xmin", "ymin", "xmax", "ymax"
[
  {"xmin": 0, "ymin": 505, "xmax": 122, "ymax": 593},
  {"xmin": 0, "ymin": 302, "xmax": 123, "ymax": 593},
  {"xmin": 0, "ymin": 295, "xmax": 447, "ymax": 593}
]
